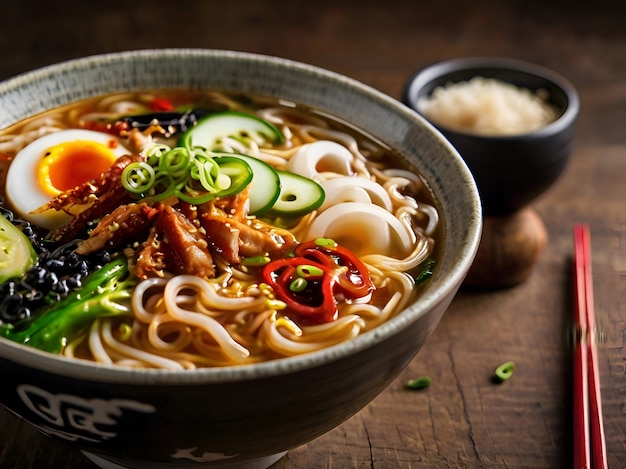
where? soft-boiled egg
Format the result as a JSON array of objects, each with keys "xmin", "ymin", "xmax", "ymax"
[{"xmin": 6, "ymin": 129, "xmax": 130, "ymax": 231}]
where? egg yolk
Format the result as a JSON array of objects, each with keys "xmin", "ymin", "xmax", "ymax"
[{"xmin": 37, "ymin": 140, "xmax": 120, "ymax": 196}]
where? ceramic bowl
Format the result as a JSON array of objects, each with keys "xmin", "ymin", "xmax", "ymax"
[
  {"xmin": 0, "ymin": 49, "xmax": 481, "ymax": 469},
  {"xmin": 403, "ymin": 57, "xmax": 580, "ymax": 216}
]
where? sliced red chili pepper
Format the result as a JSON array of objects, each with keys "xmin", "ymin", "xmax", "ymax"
[
  {"xmin": 294, "ymin": 239, "xmax": 374, "ymax": 300},
  {"xmin": 150, "ymin": 97, "xmax": 175, "ymax": 112},
  {"xmin": 262, "ymin": 257, "xmax": 337, "ymax": 324}
]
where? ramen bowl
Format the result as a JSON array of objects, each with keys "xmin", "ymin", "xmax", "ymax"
[
  {"xmin": 403, "ymin": 57, "xmax": 579, "ymax": 216},
  {"xmin": 0, "ymin": 50, "xmax": 481, "ymax": 468}
]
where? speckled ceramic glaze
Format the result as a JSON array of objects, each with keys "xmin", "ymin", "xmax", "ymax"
[
  {"xmin": 0, "ymin": 49, "xmax": 481, "ymax": 468},
  {"xmin": 403, "ymin": 57, "xmax": 580, "ymax": 216}
]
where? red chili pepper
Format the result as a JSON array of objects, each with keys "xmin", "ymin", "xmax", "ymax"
[
  {"xmin": 149, "ymin": 97, "xmax": 175, "ymax": 112},
  {"xmin": 261, "ymin": 239, "xmax": 375, "ymax": 324},
  {"xmin": 294, "ymin": 239, "xmax": 374, "ymax": 300},
  {"xmin": 262, "ymin": 257, "xmax": 337, "ymax": 324}
]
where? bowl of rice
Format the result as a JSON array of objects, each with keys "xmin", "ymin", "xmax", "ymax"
[{"xmin": 403, "ymin": 57, "xmax": 579, "ymax": 216}]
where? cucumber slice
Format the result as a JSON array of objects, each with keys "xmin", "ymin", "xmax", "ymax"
[
  {"xmin": 0, "ymin": 215, "xmax": 36, "ymax": 284},
  {"xmin": 225, "ymin": 154, "xmax": 281, "ymax": 216},
  {"xmin": 179, "ymin": 111, "xmax": 284, "ymax": 151},
  {"xmin": 271, "ymin": 171, "xmax": 325, "ymax": 217}
]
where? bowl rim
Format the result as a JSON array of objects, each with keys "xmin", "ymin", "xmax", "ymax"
[
  {"xmin": 403, "ymin": 56, "xmax": 580, "ymax": 141},
  {"xmin": 0, "ymin": 48, "xmax": 482, "ymax": 385}
]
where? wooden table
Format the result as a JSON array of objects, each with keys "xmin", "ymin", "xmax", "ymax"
[{"xmin": 1, "ymin": 1, "xmax": 624, "ymax": 467}]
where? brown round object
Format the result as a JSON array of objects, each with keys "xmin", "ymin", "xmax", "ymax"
[{"xmin": 464, "ymin": 207, "xmax": 548, "ymax": 288}]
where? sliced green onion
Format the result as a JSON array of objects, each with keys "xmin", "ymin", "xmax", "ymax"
[
  {"xmin": 241, "ymin": 256, "xmax": 271, "ymax": 266},
  {"xmin": 158, "ymin": 146, "xmax": 191, "ymax": 177},
  {"xmin": 405, "ymin": 376, "xmax": 432, "ymax": 390},
  {"xmin": 145, "ymin": 143, "xmax": 171, "ymax": 163},
  {"xmin": 415, "ymin": 258, "xmax": 436, "ymax": 285},
  {"xmin": 121, "ymin": 161, "xmax": 156, "ymax": 194},
  {"xmin": 314, "ymin": 237, "xmax": 337, "ymax": 247},
  {"xmin": 194, "ymin": 158, "xmax": 220, "ymax": 192},
  {"xmin": 211, "ymin": 157, "xmax": 253, "ymax": 197},
  {"xmin": 118, "ymin": 322, "xmax": 133, "ymax": 341},
  {"xmin": 289, "ymin": 277, "xmax": 308, "ymax": 293},
  {"xmin": 296, "ymin": 264, "xmax": 324, "ymax": 278},
  {"xmin": 121, "ymin": 145, "xmax": 253, "ymax": 204},
  {"xmin": 493, "ymin": 361, "xmax": 515, "ymax": 383},
  {"xmin": 216, "ymin": 172, "xmax": 231, "ymax": 191},
  {"xmin": 148, "ymin": 175, "xmax": 185, "ymax": 203}
]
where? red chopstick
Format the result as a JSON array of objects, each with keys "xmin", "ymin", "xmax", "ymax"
[{"xmin": 573, "ymin": 224, "xmax": 607, "ymax": 469}]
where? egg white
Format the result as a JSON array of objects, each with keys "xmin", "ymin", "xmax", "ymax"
[{"xmin": 6, "ymin": 129, "xmax": 130, "ymax": 231}]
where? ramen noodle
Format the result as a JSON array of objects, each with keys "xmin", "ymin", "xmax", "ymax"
[{"xmin": 0, "ymin": 90, "xmax": 439, "ymax": 369}]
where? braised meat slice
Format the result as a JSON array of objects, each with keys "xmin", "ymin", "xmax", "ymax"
[
  {"xmin": 153, "ymin": 204, "xmax": 216, "ymax": 278},
  {"xmin": 200, "ymin": 215, "xmax": 241, "ymax": 263},
  {"xmin": 200, "ymin": 206, "xmax": 297, "ymax": 264},
  {"xmin": 47, "ymin": 154, "xmax": 143, "ymax": 243},
  {"xmin": 212, "ymin": 186, "xmax": 250, "ymax": 221},
  {"xmin": 238, "ymin": 219, "xmax": 298, "ymax": 259},
  {"xmin": 134, "ymin": 227, "xmax": 167, "ymax": 279},
  {"xmin": 75, "ymin": 203, "xmax": 158, "ymax": 255}
]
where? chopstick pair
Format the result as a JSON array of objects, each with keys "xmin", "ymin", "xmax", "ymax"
[{"xmin": 573, "ymin": 224, "xmax": 607, "ymax": 469}]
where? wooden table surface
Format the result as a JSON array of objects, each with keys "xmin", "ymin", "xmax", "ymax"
[{"xmin": 1, "ymin": 1, "xmax": 625, "ymax": 468}]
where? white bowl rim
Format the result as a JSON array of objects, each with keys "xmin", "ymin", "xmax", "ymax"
[{"xmin": 0, "ymin": 48, "xmax": 482, "ymax": 385}]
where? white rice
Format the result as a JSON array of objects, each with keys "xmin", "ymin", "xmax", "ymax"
[{"xmin": 417, "ymin": 76, "xmax": 559, "ymax": 136}]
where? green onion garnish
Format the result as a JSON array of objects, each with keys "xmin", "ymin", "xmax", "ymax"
[
  {"xmin": 493, "ymin": 361, "xmax": 515, "ymax": 383},
  {"xmin": 118, "ymin": 322, "xmax": 133, "ymax": 341},
  {"xmin": 296, "ymin": 264, "xmax": 324, "ymax": 278},
  {"xmin": 414, "ymin": 258, "xmax": 436, "ymax": 285},
  {"xmin": 121, "ymin": 144, "xmax": 252, "ymax": 204},
  {"xmin": 405, "ymin": 376, "xmax": 432, "ymax": 390},
  {"xmin": 240, "ymin": 256, "xmax": 272, "ymax": 267},
  {"xmin": 121, "ymin": 161, "xmax": 156, "ymax": 194},
  {"xmin": 314, "ymin": 237, "xmax": 337, "ymax": 247},
  {"xmin": 289, "ymin": 277, "xmax": 308, "ymax": 293}
]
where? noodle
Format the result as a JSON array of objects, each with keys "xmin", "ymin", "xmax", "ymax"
[
  {"xmin": 100, "ymin": 319, "xmax": 186, "ymax": 370},
  {"xmin": 161, "ymin": 276, "xmax": 251, "ymax": 362},
  {"xmin": 261, "ymin": 314, "xmax": 367, "ymax": 356}
]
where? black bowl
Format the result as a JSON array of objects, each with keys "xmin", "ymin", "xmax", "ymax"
[{"xmin": 403, "ymin": 57, "xmax": 580, "ymax": 216}]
